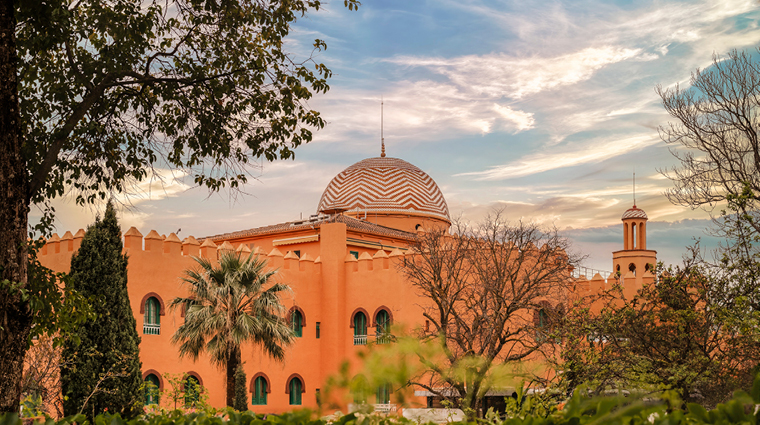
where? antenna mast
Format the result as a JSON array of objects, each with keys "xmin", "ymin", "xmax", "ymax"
[
  {"xmin": 633, "ymin": 171, "xmax": 636, "ymax": 207},
  {"xmin": 381, "ymin": 97, "xmax": 386, "ymax": 157}
]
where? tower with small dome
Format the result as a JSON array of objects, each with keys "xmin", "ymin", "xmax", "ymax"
[{"xmin": 612, "ymin": 204, "xmax": 657, "ymax": 285}]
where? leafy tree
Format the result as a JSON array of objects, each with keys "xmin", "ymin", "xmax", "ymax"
[
  {"xmin": 560, "ymin": 250, "xmax": 760, "ymax": 407},
  {"xmin": 399, "ymin": 212, "xmax": 581, "ymax": 419},
  {"xmin": 234, "ymin": 365, "xmax": 248, "ymax": 411},
  {"xmin": 170, "ymin": 251, "xmax": 293, "ymax": 407},
  {"xmin": 0, "ymin": 0, "xmax": 359, "ymax": 411},
  {"xmin": 60, "ymin": 201, "xmax": 143, "ymax": 418}
]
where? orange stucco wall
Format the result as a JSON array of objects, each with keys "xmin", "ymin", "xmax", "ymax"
[
  {"xmin": 39, "ymin": 221, "xmax": 432, "ymax": 413},
  {"xmin": 38, "ymin": 205, "xmax": 657, "ymax": 413}
]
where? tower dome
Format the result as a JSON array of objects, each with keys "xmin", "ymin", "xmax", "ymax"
[
  {"xmin": 622, "ymin": 205, "xmax": 648, "ymax": 220},
  {"xmin": 317, "ymin": 157, "xmax": 450, "ymax": 231}
]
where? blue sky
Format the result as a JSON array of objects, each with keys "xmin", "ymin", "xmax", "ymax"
[{"xmin": 45, "ymin": 0, "xmax": 760, "ymax": 272}]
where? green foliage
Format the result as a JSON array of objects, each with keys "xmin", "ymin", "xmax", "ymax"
[
  {"xmin": 183, "ymin": 378, "xmax": 210, "ymax": 410},
  {"xmin": 716, "ymin": 182, "xmax": 760, "ymax": 312},
  {"xmin": 0, "ymin": 236, "xmax": 95, "ymax": 348},
  {"xmin": 61, "ymin": 201, "xmax": 143, "ymax": 419},
  {"xmin": 559, "ymin": 255, "xmax": 760, "ymax": 407},
  {"xmin": 144, "ymin": 380, "xmax": 159, "ymax": 407},
  {"xmin": 16, "ymin": 0, "xmax": 361, "ymax": 205},
  {"xmin": 171, "ymin": 251, "xmax": 293, "ymax": 406},
  {"xmin": 5, "ymin": 376, "xmax": 760, "ymax": 425},
  {"xmin": 18, "ymin": 395, "xmax": 44, "ymax": 419},
  {"xmin": 324, "ymin": 329, "xmax": 529, "ymax": 416},
  {"xmin": 162, "ymin": 373, "xmax": 189, "ymax": 411},
  {"xmin": 233, "ymin": 366, "xmax": 248, "ymax": 412},
  {"xmin": 500, "ymin": 382, "xmax": 562, "ymax": 420}
]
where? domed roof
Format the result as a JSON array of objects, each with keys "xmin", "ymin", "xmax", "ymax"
[
  {"xmin": 317, "ymin": 157, "xmax": 450, "ymax": 221},
  {"xmin": 622, "ymin": 205, "xmax": 648, "ymax": 220}
]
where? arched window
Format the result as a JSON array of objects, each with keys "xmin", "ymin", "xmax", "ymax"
[
  {"xmin": 629, "ymin": 263, "xmax": 637, "ymax": 277},
  {"xmin": 538, "ymin": 309, "xmax": 548, "ymax": 329},
  {"xmin": 632, "ymin": 223, "xmax": 638, "ymax": 249},
  {"xmin": 184, "ymin": 375, "xmax": 201, "ymax": 406},
  {"xmin": 534, "ymin": 302, "xmax": 554, "ymax": 342},
  {"xmin": 353, "ymin": 312, "xmax": 367, "ymax": 346},
  {"xmin": 376, "ymin": 382, "xmax": 391, "ymax": 404},
  {"xmin": 351, "ymin": 375, "xmax": 369, "ymax": 404},
  {"xmin": 291, "ymin": 310, "xmax": 304, "ymax": 338},
  {"xmin": 144, "ymin": 374, "xmax": 160, "ymax": 405},
  {"xmin": 144, "ymin": 297, "xmax": 161, "ymax": 335},
  {"xmin": 252, "ymin": 376, "xmax": 268, "ymax": 405},
  {"xmin": 375, "ymin": 310, "xmax": 391, "ymax": 344},
  {"xmin": 288, "ymin": 377, "xmax": 303, "ymax": 405}
]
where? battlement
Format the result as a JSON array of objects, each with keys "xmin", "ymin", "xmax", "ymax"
[
  {"xmin": 344, "ymin": 248, "xmax": 404, "ymax": 273},
  {"xmin": 39, "ymin": 227, "xmax": 272, "ymax": 261},
  {"xmin": 572, "ymin": 270, "xmax": 655, "ymax": 299}
]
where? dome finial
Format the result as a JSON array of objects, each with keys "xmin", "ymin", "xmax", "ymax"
[
  {"xmin": 632, "ymin": 170, "xmax": 636, "ymax": 208},
  {"xmin": 380, "ymin": 97, "xmax": 386, "ymax": 157}
]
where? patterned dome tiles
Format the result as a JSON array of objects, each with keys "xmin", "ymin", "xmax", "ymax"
[
  {"xmin": 622, "ymin": 206, "xmax": 648, "ymax": 220},
  {"xmin": 318, "ymin": 157, "xmax": 450, "ymax": 221}
]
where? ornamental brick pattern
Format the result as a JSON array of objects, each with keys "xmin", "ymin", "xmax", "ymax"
[
  {"xmin": 621, "ymin": 206, "xmax": 648, "ymax": 220},
  {"xmin": 317, "ymin": 157, "xmax": 450, "ymax": 221}
]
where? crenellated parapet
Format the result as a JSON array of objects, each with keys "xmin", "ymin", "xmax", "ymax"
[
  {"xmin": 40, "ymin": 230, "xmax": 86, "ymax": 256},
  {"xmin": 38, "ymin": 227, "xmax": 257, "ymax": 262},
  {"xmin": 344, "ymin": 248, "xmax": 403, "ymax": 274},
  {"xmin": 572, "ymin": 270, "xmax": 655, "ymax": 300}
]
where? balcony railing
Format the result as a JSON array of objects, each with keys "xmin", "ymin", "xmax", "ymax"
[
  {"xmin": 144, "ymin": 324, "xmax": 161, "ymax": 335},
  {"xmin": 353, "ymin": 334, "xmax": 367, "ymax": 345},
  {"xmin": 374, "ymin": 404, "xmax": 397, "ymax": 414},
  {"xmin": 376, "ymin": 333, "xmax": 392, "ymax": 345}
]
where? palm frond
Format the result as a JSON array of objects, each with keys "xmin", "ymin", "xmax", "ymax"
[{"xmin": 170, "ymin": 251, "xmax": 294, "ymax": 372}]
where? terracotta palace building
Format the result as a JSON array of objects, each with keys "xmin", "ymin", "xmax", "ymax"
[{"xmin": 38, "ymin": 151, "xmax": 657, "ymax": 413}]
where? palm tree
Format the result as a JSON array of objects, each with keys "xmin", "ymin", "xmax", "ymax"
[{"xmin": 170, "ymin": 251, "xmax": 294, "ymax": 407}]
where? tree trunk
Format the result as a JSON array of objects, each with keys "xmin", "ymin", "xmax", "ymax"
[
  {"xmin": 0, "ymin": 0, "xmax": 31, "ymax": 413},
  {"xmin": 226, "ymin": 346, "xmax": 241, "ymax": 407}
]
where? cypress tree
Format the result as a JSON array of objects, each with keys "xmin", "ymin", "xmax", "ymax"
[
  {"xmin": 233, "ymin": 366, "xmax": 248, "ymax": 411},
  {"xmin": 61, "ymin": 201, "xmax": 142, "ymax": 418}
]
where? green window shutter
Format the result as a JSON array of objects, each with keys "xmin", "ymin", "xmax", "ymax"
[
  {"xmin": 252, "ymin": 376, "xmax": 267, "ymax": 405},
  {"xmin": 354, "ymin": 313, "xmax": 366, "ymax": 336},
  {"xmin": 376, "ymin": 310, "xmax": 389, "ymax": 333},
  {"xmin": 376, "ymin": 382, "xmax": 391, "ymax": 404},
  {"xmin": 316, "ymin": 322, "xmax": 320, "ymax": 339},
  {"xmin": 289, "ymin": 378, "xmax": 302, "ymax": 405},
  {"xmin": 375, "ymin": 310, "xmax": 391, "ymax": 344},
  {"xmin": 184, "ymin": 376, "xmax": 200, "ymax": 406},
  {"xmin": 353, "ymin": 313, "xmax": 368, "ymax": 345},
  {"xmin": 292, "ymin": 311, "xmax": 303, "ymax": 337},
  {"xmin": 144, "ymin": 297, "xmax": 161, "ymax": 335},
  {"xmin": 144, "ymin": 374, "xmax": 160, "ymax": 405}
]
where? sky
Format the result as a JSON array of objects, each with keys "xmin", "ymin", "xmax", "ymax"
[{"xmin": 42, "ymin": 0, "xmax": 760, "ymax": 273}]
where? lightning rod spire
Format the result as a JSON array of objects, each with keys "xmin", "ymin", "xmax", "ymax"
[{"xmin": 381, "ymin": 97, "xmax": 386, "ymax": 157}]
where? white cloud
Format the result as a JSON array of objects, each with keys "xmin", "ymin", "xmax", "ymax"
[
  {"xmin": 309, "ymin": 81, "xmax": 537, "ymax": 144},
  {"xmin": 457, "ymin": 134, "xmax": 660, "ymax": 180},
  {"xmin": 112, "ymin": 168, "xmax": 191, "ymax": 205},
  {"xmin": 493, "ymin": 104, "xmax": 535, "ymax": 131},
  {"xmin": 385, "ymin": 46, "xmax": 642, "ymax": 99}
]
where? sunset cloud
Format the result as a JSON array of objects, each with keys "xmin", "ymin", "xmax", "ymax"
[
  {"xmin": 386, "ymin": 46, "xmax": 643, "ymax": 99},
  {"xmin": 456, "ymin": 134, "xmax": 660, "ymax": 180}
]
